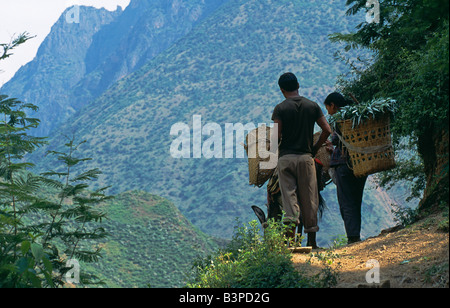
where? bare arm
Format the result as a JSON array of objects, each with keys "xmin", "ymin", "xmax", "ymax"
[
  {"xmin": 313, "ymin": 115, "xmax": 332, "ymax": 156},
  {"xmin": 274, "ymin": 119, "xmax": 282, "ymax": 141},
  {"xmin": 270, "ymin": 119, "xmax": 282, "ymax": 153}
]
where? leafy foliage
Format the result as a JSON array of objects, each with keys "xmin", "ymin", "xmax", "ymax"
[
  {"xmin": 331, "ymin": 0, "xmax": 449, "ymax": 135},
  {"xmin": 39, "ymin": 137, "xmax": 111, "ymax": 266},
  {"xmin": 330, "ymin": 97, "xmax": 397, "ymax": 128},
  {"xmin": 0, "ymin": 33, "xmax": 34, "ymax": 62},
  {"xmin": 0, "ymin": 94, "xmax": 48, "ymax": 287},
  {"xmin": 330, "ymin": 0, "xmax": 449, "ymax": 204},
  {"xmin": 0, "ymin": 92, "xmax": 110, "ymax": 287},
  {"xmin": 187, "ymin": 220, "xmax": 337, "ymax": 288}
]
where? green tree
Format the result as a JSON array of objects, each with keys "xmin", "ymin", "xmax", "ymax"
[
  {"xmin": 0, "ymin": 96, "xmax": 111, "ymax": 288},
  {"xmin": 1, "ymin": 35, "xmax": 110, "ymax": 287},
  {"xmin": 0, "ymin": 93, "xmax": 49, "ymax": 287},
  {"xmin": 330, "ymin": 0, "xmax": 449, "ymax": 211}
]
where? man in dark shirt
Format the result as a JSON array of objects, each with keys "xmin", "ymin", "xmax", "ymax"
[{"xmin": 271, "ymin": 73, "xmax": 332, "ymax": 248}]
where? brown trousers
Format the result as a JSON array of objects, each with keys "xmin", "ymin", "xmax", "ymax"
[{"xmin": 277, "ymin": 154, "xmax": 319, "ymax": 233}]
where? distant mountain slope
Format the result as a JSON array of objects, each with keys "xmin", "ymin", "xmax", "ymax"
[
  {"xmin": 29, "ymin": 0, "xmax": 396, "ymax": 243},
  {"xmin": 1, "ymin": 0, "xmax": 228, "ymax": 137},
  {"xmin": 0, "ymin": 6, "xmax": 122, "ymax": 137},
  {"xmin": 69, "ymin": 0, "xmax": 229, "ymax": 118},
  {"xmin": 87, "ymin": 190, "xmax": 222, "ymax": 288}
]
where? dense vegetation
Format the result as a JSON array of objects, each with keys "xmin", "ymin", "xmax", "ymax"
[
  {"xmin": 89, "ymin": 190, "xmax": 223, "ymax": 288},
  {"xmin": 0, "ymin": 90, "xmax": 110, "ymax": 287},
  {"xmin": 330, "ymin": 0, "xmax": 449, "ymax": 211},
  {"xmin": 187, "ymin": 220, "xmax": 338, "ymax": 288},
  {"xmin": 2, "ymin": 36, "xmax": 221, "ymax": 286}
]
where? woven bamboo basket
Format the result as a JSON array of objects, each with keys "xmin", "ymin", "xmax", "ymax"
[
  {"xmin": 337, "ymin": 114, "xmax": 396, "ymax": 178},
  {"xmin": 245, "ymin": 128, "xmax": 332, "ymax": 187},
  {"xmin": 245, "ymin": 125, "xmax": 277, "ymax": 187}
]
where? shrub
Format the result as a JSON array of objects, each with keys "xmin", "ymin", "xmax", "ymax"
[{"xmin": 186, "ymin": 220, "xmax": 316, "ymax": 288}]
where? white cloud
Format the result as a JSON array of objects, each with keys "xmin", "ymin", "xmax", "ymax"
[{"xmin": 0, "ymin": 0, "xmax": 130, "ymax": 87}]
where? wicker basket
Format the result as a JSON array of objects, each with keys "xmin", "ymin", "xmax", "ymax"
[
  {"xmin": 313, "ymin": 132, "xmax": 332, "ymax": 185},
  {"xmin": 245, "ymin": 125, "xmax": 277, "ymax": 187},
  {"xmin": 313, "ymin": 132, "xmax": 331, "ymax": 172},
  {"xmin": 245, "ymin": 128, "xmax": 332, "ymax": 187},
  {"xmin": 337, "ymin": 114, "xmax": 396, "ymax": 178}
]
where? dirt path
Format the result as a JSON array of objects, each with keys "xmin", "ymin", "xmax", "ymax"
[{"xmin": 293, "ymin": 213, "xmax": 449, "ymax": 288}]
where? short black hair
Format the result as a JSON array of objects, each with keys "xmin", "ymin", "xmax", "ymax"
[
  {"xmin": 324, "ymin": 92, "xmax": 352, "ymax": 108},
  {"xmin": 278, "ymin": 72, "xmax": 299, "ymax": 92}
]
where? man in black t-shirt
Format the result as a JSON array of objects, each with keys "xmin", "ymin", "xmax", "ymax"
[{"xmin": 271, "ymin": 73, "xmax": 332, "ymax": 248}]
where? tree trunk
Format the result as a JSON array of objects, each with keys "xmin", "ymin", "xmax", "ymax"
[{"xmin": 418, "ymin": 126, "xmax": 449, "ymax": 212}]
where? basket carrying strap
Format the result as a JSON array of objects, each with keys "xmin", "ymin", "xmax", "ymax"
[{"xmin": 334, "ymin": 131, "xmax": 393, "ymax": 154}]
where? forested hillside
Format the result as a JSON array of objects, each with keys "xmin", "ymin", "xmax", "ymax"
[
  {"xmin": 25, "ymin": 0, "xmax": 398, "ymax": 243},
  {"xmin": 83, "ymin": 190, "xmax": 223, "ymax": 288}
]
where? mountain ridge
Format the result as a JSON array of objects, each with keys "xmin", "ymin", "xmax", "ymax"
[
  {"xmin": 1, "ymin": 0, "xmax": 229, "ymax": 137},
  {"xmin": 26, "ymin": 0, "xmax": 397, "ymax": 244},
  {"xmin": 0, "ymin": 5, "xmax": 122, "ymax": 137},
  {"xmin": 70, "ymin": 0, "xmax": 229, "ymax": 119}
]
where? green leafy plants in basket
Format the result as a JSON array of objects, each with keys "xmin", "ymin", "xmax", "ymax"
[{"xmin": 330, "ymin": 97, "xmax": 397, "ymax": 128}]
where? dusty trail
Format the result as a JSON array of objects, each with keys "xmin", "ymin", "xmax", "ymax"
[{"xmin": 293, "ymin": 212, "xmax": 449, "ymax": 288}]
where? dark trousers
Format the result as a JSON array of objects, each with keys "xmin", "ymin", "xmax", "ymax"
[{"xmin": 335, "ymin": 164, "xmax": 367, "ymax": 239}]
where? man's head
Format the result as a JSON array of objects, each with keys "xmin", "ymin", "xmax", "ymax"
[{"xmin": 278, "ymin": 72, "xmax": 300, "ymax": 97}]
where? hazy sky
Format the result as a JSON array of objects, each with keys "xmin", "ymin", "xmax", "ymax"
[{"xmin": 0, "ymin": 0, "xmax": 131, "ymax": 87}]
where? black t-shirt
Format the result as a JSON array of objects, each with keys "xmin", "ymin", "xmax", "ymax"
[{"xmin": 271, "ymin": 96, "xmax": 324, "ymax": 157}]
